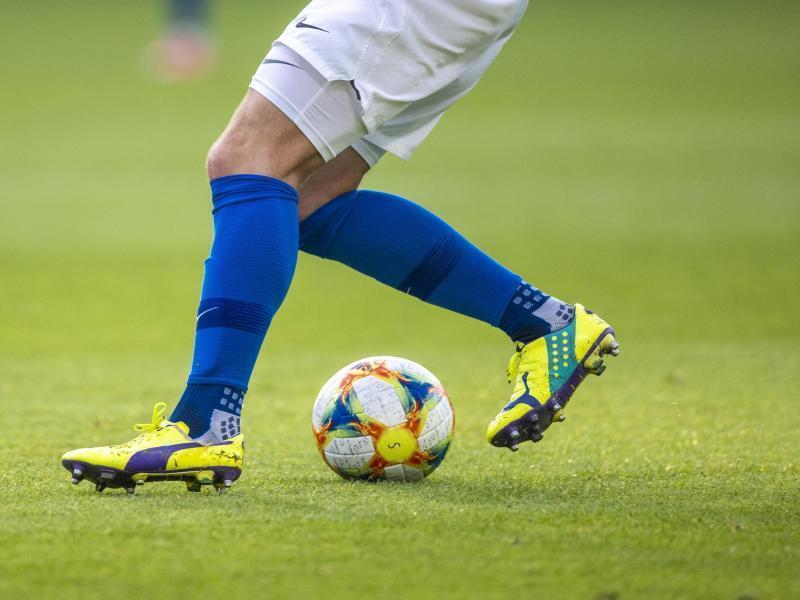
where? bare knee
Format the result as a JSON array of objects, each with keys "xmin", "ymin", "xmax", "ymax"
[
  {"xmin": 206, "ymin": 137, "xmax": 243, "ymax": 181},
  {"xmin": 206, "ymin": 89, "xmax": 323, "ymax": 188}
]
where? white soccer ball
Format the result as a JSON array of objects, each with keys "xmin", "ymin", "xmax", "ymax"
[{"xmin": 312, "ymin": 356, "xmax": 454, "ymax": 482}]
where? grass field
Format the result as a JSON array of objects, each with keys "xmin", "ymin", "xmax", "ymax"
[{"xmin": 1, "ymin": 1, "xmax": 799, "ymax": 598}]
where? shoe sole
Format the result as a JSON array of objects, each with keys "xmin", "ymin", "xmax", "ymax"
[
  {"xmin": 492, "ymin": 328, "xmax": 620, "ymax": 451},
  {"xmin": 62, "ymin": 459, "xmax": 241, "ymax": 494}
]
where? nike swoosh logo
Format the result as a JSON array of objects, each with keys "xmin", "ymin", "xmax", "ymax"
[
  {"xmin": 349, "ymin": 80, "xmax": 362, "ymax": 101},
  {"xmin": 296, "ymin": 17, "xmax": 329, "ymax": 33},
  {"xmin": 262, "ymin": 59, "xmax": 300, "ymax": 69},
  {"xmin": 197, "ymin": 306, "xmax": 219, "ymax": 321}
]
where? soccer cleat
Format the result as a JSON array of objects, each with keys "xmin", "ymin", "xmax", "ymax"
[
  {"xmin": 487, "ymin": 304, "xmax": 619, "ymax": 450},
  {"xmin": 61, "ymin": 402, "xmax": 243, "ymax": 493}
]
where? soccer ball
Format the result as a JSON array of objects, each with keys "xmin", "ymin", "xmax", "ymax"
[{"xmin": 312, "ymin": 356, "xmax": 454, "ymax": 482}]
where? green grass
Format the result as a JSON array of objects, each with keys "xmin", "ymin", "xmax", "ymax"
[{"xmin": 1, "ymin": 1, "xmax": 799, "ymax": 598}]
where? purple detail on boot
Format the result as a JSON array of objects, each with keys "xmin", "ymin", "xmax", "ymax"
[
  {"xmin": 503, "ymin": 372, "xmax": 542, "ymax": 411},
  {"xmin": 124, "ymin": 442, "xmax": 203, "ymax": 472},
  {"xmin": 537, "ymin": 326, "xmax": 615, "ymax": 412}
]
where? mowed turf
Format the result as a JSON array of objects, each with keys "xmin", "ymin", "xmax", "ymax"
[{"xmin": 1, "ymin": 1, "xmax": 799, "ymax": 598}]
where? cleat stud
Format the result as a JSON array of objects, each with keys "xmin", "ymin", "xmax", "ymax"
[
  {"xmin": 531, "ymin": 433, "xmax": 543, "ymax": 443},
  {"xmin": 601, "ymin": 336, "xmax": 620, "ymax": 356},
  {"xmin": 557, "ymin": 414, "xmax": 566, "ymax": 422},
  {"xmin": 584, "ymin": 352, "xmax": 606, "ymax": 373},
  {"xmin": 95, "ymin": 482, "xmax": 107, "ymax": 493},
  {"xmin": 593, "ymin": 364, "xmax": 607, "ymax": 376},
  {"xmin": 186, "ymin": 480, "xmax": 202, "ymax": 493},
  {"xmin": 213, "ymin": 479, "xmax": 233, "ymax": 494},
  {"xmin": 124, "ymin": 485, "xmax": 136, "ymax": 495},
  {"xmin": 552, "ymin": 403, "xmax": 562, "ymax": 412},
  {"xmin": 509, "ymin": 444, "xmax": 519, "ymax": 452},
  {"xmin": 509, "ymin": 429, "xmax": 520, "ymax": 439},
  {"xmin": 71, "ymin": 466, "xmax": 85, "ymax": 484},
  {"xmin": 196, "ymin": 470, "xmax": 215, "ymax": 485},
  {"xmin": 527, "ymin": 412, "xmax": 539, "ymax": 423}
]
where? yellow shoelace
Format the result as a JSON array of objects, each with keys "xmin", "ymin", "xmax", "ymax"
[{"xmin": 132, "ymin": 402, "xmax": 168, "ymax": 433}]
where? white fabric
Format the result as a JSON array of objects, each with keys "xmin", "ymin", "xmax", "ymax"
[
  {"xmin": 251, "ymin": 47, "xmax": 368, "ymax": 162},
  {"xmin": 277, "ymin": 0, "xmax": 529, "ymax": 130},
  {"xmin": 251, "ymin": 46, "xmax": 386, "ymax": 166},
  {"xmin": 251, "ymin": 0, "xmax": 528, "ymax": 163}
]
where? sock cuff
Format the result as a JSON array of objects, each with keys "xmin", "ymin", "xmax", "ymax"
[
  {"xmin": 187, "ymin": 374, "xmax": 249, "ymax": 391},
  {"xmin": 210, "ymin": 174, "xmax": 298, "ymax": 213}
]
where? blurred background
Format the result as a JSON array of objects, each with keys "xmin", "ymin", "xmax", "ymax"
[{"xmin": 1, "ymin": 1, "xmax": 798, "ymax": 598}]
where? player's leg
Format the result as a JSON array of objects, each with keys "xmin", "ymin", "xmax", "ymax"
[
  {"xmin": 298, "ymin": 128, "xmax": 576, "ymax": 342},
  {"xmin": 170, "ymin": 81, "xmax": 368, "ymax": 443},
  {"xmin": 62, "ymin": 92, "xmax": 326, "ymax": 493},
  {"xmin": 61, "ymin": 41, "xmax": 374, "ymax": 492},
  {"xmin": 299, "ymin": 179, "xmax": 574, "ymax": 346},
  {"xmin": 167, "ymin": 48, "xmax": 380, "ymax": 447},
  {"xmin": 167, "ymin": 89, "xmax": 320, "ymax": 442}
]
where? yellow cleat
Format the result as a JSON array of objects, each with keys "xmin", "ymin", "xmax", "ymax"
[
  {"xmin": 487, "ymin": 304, "xmax": 619, "ymax": 451},
  {"xmin": 61, "ymin": 403, "xmax": 244, "ymax": 493}
]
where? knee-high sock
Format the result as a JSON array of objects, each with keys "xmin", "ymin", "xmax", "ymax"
[
  {"xmin": 171, "ymin": 175, "xmax": 298, "ymax": 440},
  {"xmin": 299, "ymin": 190, "xmax": 573, "ymax": 342}
]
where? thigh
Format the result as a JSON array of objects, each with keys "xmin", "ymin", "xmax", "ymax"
[
  {"xmin": 208, "ymin": 89, "xmax": 323, "ymax": 186},
  {"xmin": 250, "ymin": 45, "xmax": 368, "ymax": 163}
]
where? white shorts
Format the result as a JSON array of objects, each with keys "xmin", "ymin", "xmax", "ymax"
[{"xmin": 249, "ymin": 0, "xmax": 528, "ymax": 165}]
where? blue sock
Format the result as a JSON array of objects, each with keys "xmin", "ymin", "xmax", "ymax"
[
  {"xmin": 299, "ymin": 190, "xmax": 572, "ymax": 342},
  {"xmin": 171, "ymin": 174, "xmax": 298, "ymax": 441}
]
